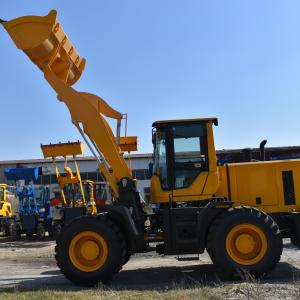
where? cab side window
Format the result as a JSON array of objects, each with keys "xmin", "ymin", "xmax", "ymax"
[{"xmin": 154, "ymin": 131, "xmax": 169, "ymax": 189}]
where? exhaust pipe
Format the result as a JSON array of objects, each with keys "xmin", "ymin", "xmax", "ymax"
[{"xmin": 260, "ymin": 139, "xmax": 267, "ymax": 161}]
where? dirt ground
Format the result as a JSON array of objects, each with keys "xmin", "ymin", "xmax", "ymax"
[{"xmin": 0, "ymin": 237, "xmax": 300, "ymax": 299}]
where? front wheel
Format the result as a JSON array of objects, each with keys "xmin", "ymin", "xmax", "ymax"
[
  {"xmin": 55, "ymin": 215, "xmax": 126, "ymax": 286},
  {"xmin": 206, "ymin": 206, "xmax": 282, "ymax": 280},
  {"xmin": 9, "ymin": 222, "xmax": 21, "ymax": 240},
  {"xmin": 36, "ymin": 223, "xmax": 46, "ymax": 239},
  {"xmin": 26, "ymin": 231, "xmax": 33, "ymax": 237}
]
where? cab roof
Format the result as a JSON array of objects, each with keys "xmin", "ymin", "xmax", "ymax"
[{"xmin": 152, "ymin": 118, "xmax": 218, "ymax": 127}]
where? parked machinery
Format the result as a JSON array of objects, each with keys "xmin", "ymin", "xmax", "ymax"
[
  {"xmin": 0, "ymin": 184, "xmax": 18, "ymax": 236},
  {"xmin": 94, "ymin": 182, "xmax": 111, "ymax": 207},
  {"xmin": 41, "ymin": 141, "xmax": 97, "ymax": 238},
  {"xmin": 3, "ymin": 10, "xmax": 300, "ymax": 286},
  {"xmin": 35, "ymin": 185, "xmax": 52, "ymax": 236},
  {"xmin": 4, "ymin": 168, "xmax": 52, "ymax": 239}
]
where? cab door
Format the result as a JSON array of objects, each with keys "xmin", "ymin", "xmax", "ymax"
[{"xmin": 170, "ymin": 122, "xmax": 210, "ymax": 202}]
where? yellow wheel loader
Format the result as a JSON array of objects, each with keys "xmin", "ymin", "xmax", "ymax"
[
  {"xmin": 41, "ymin": 141, "xmax": 97, "ymax": 239},
  {"xmin": 2, "ymin": 10, "xmax": 300, "ymax": 286},
  {"xmin": 0, "ymin": 184, "xmax": 18, "ymax": 236}
]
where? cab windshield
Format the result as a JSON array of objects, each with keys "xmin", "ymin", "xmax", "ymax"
[
  {"xmin": 64, "ymin": 183, "xmax": 83, "ymax": 205},
  {"xmin": 35, "ymin": 188, "xmax": 44, "ymax": 206},
  {"xmin": 95, "ymin": 183, "xmax": 107, "ymax": 200}
]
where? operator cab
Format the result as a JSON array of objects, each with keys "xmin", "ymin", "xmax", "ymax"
[
  {"xmin": 151, "ymin": 118, "xmax": 219, "ymax": 203},
  {"xmin": 63, "ymin": 180, "xmax": 93, "ymax": 207}
]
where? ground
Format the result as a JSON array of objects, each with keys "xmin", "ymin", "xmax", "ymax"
[{"xmin": 0, "ymin": 238, "xmax": 300, "ymax": 299}]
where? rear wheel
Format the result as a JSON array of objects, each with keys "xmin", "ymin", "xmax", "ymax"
[
  {"xmin": 207, "ymin": 206, "xmax": 282, "ymax": 280},
  {"xmin": 55, "ymin": 215, "xmax": 126, "ymax": 286}
]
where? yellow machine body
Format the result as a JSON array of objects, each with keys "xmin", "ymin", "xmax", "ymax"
[
  {"xmin": 216, "ymin": 160, "xmax": 300, "ymax": 213},
  {"xmin": 0, "ymin": 184, "xmax": 15, "ymax": 218},
  {"xmin": 151, "ymin": 118, "xmax": 300, "ymax": 216}
]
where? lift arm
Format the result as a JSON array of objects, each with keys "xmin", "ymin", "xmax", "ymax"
[{"xmin": 2, "ymin": 10, "xmax": 137, "ymax": 197}]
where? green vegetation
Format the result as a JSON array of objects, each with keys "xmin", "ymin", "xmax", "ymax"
[{"xmin": 1, "ymin": 281, "xmax": 300, "ymax": 300}]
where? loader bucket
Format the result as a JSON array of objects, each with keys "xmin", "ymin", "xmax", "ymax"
[
  {"xmin": 2, "ymin": 10, "xmax": 85, "ymax": 85},
  {"xmin": 41, "ymin": 141, "xmax": 84, "ymax": 158},
  {"xmin": 4, "ymin": 168, "xmax": 39, "ymax": 181},
  {"xmin": 119, "ymin": 136, "xmax": 138, "ymax": 152}
]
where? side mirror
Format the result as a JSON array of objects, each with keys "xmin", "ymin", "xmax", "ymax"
[{"xmin": 152, "ymin": 128, "xmax": 156, "ymax": 145}]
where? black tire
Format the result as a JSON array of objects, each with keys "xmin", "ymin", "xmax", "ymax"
[
  {"xmin": 4, "ymin": 219, "xmax": 13, "ymax": 236},
  {"xmin": 26, "ymin": 231, "xmax": 33, "ymax": 237},
  {"xmin": 36, "ymin": 223, "xmax": 46, "ymax": 239},
  {"xmin": 4, "ymin": 226, "xmax": 9, "ymax": 237},
  {"xmin": 290, "ymin": 234, "xmax": 300, "ymax": 248},
  {"xmin": 9, "ymin": 221, "xmax": 21, "ymax": 240},
  {"xmin": 123, "ymin": 251, "xmax": 131, "ymax": 266},
  {"xmin": 48, "ymin": 226, "xmax": 53, "ymax": 238},
  {"xmin": 8, "ymin": 221, "xmax": 16, "ymax": 237},
  {"xmin": 206, "ymin": 206, "xmax": 282, "ymax": 280},
  {"xmin": 55, "ymin": 215, "xmax": 126, "ymax": 286},
  {"xmin": 53, "ymin": 222, "xmax": 63, "ymax": 240}
]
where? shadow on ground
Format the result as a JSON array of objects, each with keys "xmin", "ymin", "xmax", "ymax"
[
  {"xmin": 0, "ymin": 239, "xmax": 54, "ymax": 249},
  {"xmin": 0, "ymin": 261, "xmax": 299, "ymax": 292}
]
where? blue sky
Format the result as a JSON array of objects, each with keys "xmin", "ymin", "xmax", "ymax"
[{"xmin": 1, "ymin": 1, "xmax": 300, "ymax": 160}]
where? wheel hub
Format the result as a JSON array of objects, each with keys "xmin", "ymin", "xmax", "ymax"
[
  {"xmin": 69, "ymin": 231, "xmax": 108, "ymax": 272},
  {"xmin": 235, "ymin": 233, "xmax": 255, "ymax": 254},
  {"xmin": 226, "ymin": 223, "xmax": 267, "ymax": 265},
  {"xmin": 81, "ymin": 241, "xmax": 100, "ymax": 261}
]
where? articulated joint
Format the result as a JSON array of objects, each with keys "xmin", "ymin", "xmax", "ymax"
[{"xmin": 118, "ymin": 177, "xmax": 137, "ymax": 192}]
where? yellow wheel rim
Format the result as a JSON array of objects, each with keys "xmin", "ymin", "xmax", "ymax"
[
  {"xmin": 69, "ymin": 231, "xmax": 108, "ymax": 272},
  {"xmin": 226, "ymin": 224, "xmax": 267, "ymax": 265}
]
